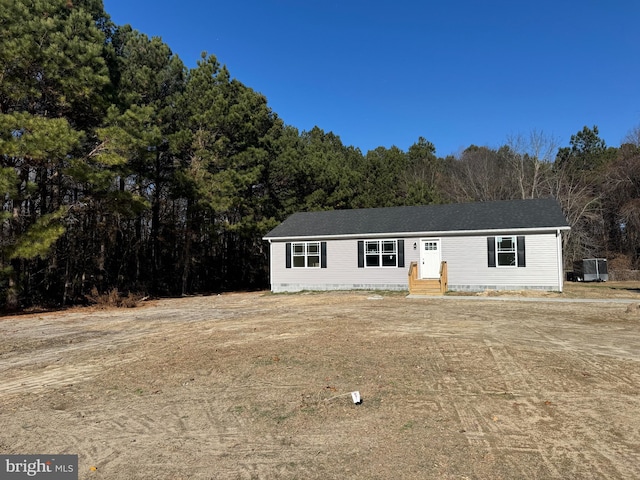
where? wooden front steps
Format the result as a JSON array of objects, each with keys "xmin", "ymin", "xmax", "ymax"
[{"xmin": 408, "ymin": 261, "xmax": 448, "ymax": 295}]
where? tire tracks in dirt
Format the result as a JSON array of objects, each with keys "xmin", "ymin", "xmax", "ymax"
[{"xmin": 2, "ymin": 292, "xmax": 640, "ymax": 479}]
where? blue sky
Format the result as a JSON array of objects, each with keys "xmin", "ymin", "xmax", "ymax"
[{"xmin": 103, "ymin": 0, "xmax": 640, "ymax": 157}]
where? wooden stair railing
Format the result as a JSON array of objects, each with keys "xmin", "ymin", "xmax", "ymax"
[
  {"xmin": 408, "ymin": 261, "xmax": 448, "ymax": 295},
  {"xmin": 439, "ymin": 260, "xmax": 448, "ymax": 293}
]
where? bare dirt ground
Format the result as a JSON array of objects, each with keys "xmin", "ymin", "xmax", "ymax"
[{"xmin": 1, "ymin": 282, "xmax": 640, "ymax": 479}]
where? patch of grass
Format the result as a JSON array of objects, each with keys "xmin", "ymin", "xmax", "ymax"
[
  {"xmin": 274, "ymin": 413, "xmax": 293, "ymax": 424},
  {"xmin": 401, "ymin": 420, "xmax": 415, "ymax": 431},
  {"xmin": 252, "ymin": 404, "xmax": 297, "ymax": 425},
  {"xmin": 359, "ymin": 395, "xmax": 381, "ymax": 408},
  {"xmin": 299, "ymin": 406, "xmax": 317, "ymax": 415},
  {"xmin": 253, "ymin": 354, "xmax": 284, "ymax": 366}
]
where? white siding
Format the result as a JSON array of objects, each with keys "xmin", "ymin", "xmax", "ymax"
[
  {"xmin": 268, "ymin": 231, "xmax": 563, "ymax": 293},
  {"xmin": 269, "ymin": 239, "xmax": 412, "ymax": 292},
  {"xmin": 443, "ymin": 232, "xmax": 562, "ymax": 291}
]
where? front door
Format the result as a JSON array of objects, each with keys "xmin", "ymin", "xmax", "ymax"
[{"xmin": 419, "ymin": 239, "xmax": 441, "ymax": 279}]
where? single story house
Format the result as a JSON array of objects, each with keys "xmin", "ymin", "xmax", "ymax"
[{"xmin": 263, "ymin": 198, "xmax": 570, "ymax": 294}]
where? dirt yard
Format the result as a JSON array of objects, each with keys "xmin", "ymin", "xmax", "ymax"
[{"xmin": 2, "ymin": 283, "xmax": 640, "ymax": 479}]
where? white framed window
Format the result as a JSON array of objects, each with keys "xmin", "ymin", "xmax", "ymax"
[
  {"xmin": 292, "ymin": 242, "xmax": 321, "ymax": 268},
  {"xmin": 496, "ymin": 236, "xmax": 517, "ymax": 267},
  {"xmin": 488, "ymin": 235, "xmax": 525, "ymax": 268},
  {"xmin": 424, "ymin": 241, "xmax": 438, "ymax": 251},
  {"xmin": 365, "ymin": 239, "xmax": 398, "ymax": 267}
]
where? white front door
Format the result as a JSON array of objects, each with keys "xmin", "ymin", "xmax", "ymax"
[{"xmin": 420, "ymin": 239, "xmax": 441, "ymax": 279}]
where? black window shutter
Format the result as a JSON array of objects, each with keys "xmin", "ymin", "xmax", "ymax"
[
  {"xmin": 357, "ymin": 241, "xmax": 364, "ymax": 268},
  {"xmin": 397, "ymin": 239, "xmax": 404, "ymax": 268},
  {"xmin": 285, "ymin": 242, "xmax": 291, "ymax": 268},
  {"xmin": 517, "ymin": 236, "xmax": 526, "ymax": 267},
  {"xmin": 487, "ymin": 237, "xmax": 496, "ymax": 267},
  {"xmin": 321, "ymin": 241, "xmax": 327, "ymax": 268}
]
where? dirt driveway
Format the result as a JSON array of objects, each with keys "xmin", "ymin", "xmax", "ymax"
[{"xmin": 1, "ymin": 284, "xmax": 640, "ymax": 479}]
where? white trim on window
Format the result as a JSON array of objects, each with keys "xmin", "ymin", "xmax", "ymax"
[
  {"xmin": 292, "ymin": 241, "xmax": 321, "ymax": 268},
  {"xmin": 496, "ymin": 236, "xmax": 517, "ymax": 267},
  {"xmin": 364, "ymin": 239, "xmax": 398, "ymax": 268}
]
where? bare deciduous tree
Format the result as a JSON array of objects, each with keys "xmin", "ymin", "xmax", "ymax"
[
  {"xmin": 442, "ymin": 146, "xmax": 521, "ymax": 203},
  {"xmin": 506, "ymin": 129, "xmax": 559, "ymax": 199}
]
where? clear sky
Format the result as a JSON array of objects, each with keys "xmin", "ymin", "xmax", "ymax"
[{"xmin": 103, "ymin": 0, "xmax": 640, "ymax": 157}]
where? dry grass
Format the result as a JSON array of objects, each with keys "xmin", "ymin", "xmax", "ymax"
[
  {"xmin": 1, "ymin": 286, "xmax": 640, "ymax": 479},
  {"xmin": 86, "ymin": 287, "xmax": 144, "ymax": 308}
]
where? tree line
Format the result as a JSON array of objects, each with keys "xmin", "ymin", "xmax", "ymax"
[{"xmin": 2, "ymin": 0, "xmax": 639, "ymax": 310}]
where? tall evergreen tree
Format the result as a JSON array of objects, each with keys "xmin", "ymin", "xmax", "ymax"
[
  {"xmin": 555, "ymin": 126, "xmax": 614, "ymax": 173},
  {"xmin": 177, "ymin": 53, "xmax": 283, "ymax": 291},
  {"xmin": 402, "ymin": 137, "xmax": 442, "ymax": 205},
  {"xmin": 0, "ymin": 0, "xmax": 111, "ymax": 308},
  {"xmin": 95, "ymin": 27, "xmax": 186, "ymax": 294}
]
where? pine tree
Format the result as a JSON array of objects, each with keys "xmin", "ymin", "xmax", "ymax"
[{"xmin": 0, "ymin": 0, "xmax": 110, "ymax": 308}]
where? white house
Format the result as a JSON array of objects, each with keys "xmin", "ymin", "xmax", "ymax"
[{"xmin": 263, "ymin": 198, "xmax": 570, "ymax": 294}]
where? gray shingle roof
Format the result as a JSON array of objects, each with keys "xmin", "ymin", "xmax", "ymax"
[{"xmin": 264, "ymin": 198, "xmax": 570, "ymax": 239}]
